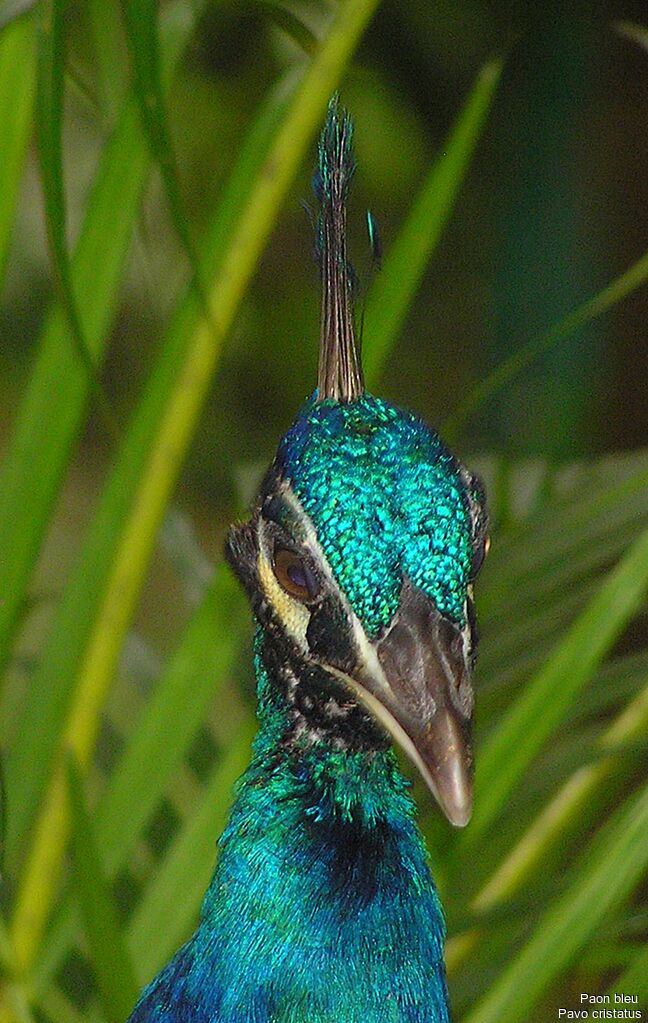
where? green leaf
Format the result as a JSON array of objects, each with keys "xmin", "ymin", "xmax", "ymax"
[
  {"xmin": 363, "ymin": 57, "xmax": 502, "ymax": 388},
  {"xmin": 606, "ymin": 941, "xmax": 648, "ymax": 1002},
  {"xmin": 35, "ymin": 0, "xmax": 118, "ymax": 438},
  {"xmin": 445, "ymin": 675, "xmax": 648, "ymax": 978},
  {"xmin": 444, "ymin": 246, "xmax": 648, "ymax": 440},
  {"xmin": 127, "ymin": 720, "xmax": 256, "ymax": 984},
  {"xmin": 121, "ymin": 0, "xmax": 198, "ymax": 278},
  {"xmin": 32, "ymin": 567, "xmax": 249, "ymax": 997},
  {"xmin": 0, "ymin": 0, "xmax": 38, "ymax": 31},
  {"xmin": 67, "ymin": 756, "xmax": 139, "ymax": 1023},
  {"xmin": 461, "ymin": 781, "xmax": 648, "ymax": 1023},
  {"xmin": 3, "ymin": 66, "xmax": 294, "ymax": 876},
  {"xmin": 0, "ymin": 13, "xmax": 36, "ymax": 291},
  {"xmin": 615, "ymin": 20, "xmax": 648, "ymax": 56},
  {"xmin": 0, "ymin": 915, "xmax": 36, "ymax": 1023},
  {"xmin": 87, "ymin": 0, "xmax": 127, "ymax": 126},
  {"xmin": 256, "ymin": 1, "xmax": 318, "ymax": 56},
  {"xmin": 97, "ymin": 565, "xmax": 248, "ymax": 871},
  {"xmin": 37, "ymin": 989, "xmax": 93, "ymax": 1023},
  {"xmin": 463, "ymin": 523, "xmax": 648, "ymax": 846},
  {"xmin": 0, "ymin": 1, "xmax": 204, "ymax": 678}
]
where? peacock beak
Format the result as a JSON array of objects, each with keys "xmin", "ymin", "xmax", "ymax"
[{"xmin": 355, "ymin": 581, "xmax": 474, "ymax": 827}]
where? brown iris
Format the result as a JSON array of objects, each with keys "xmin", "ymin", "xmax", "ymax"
[{"xmin": 273, "ymin": 547, "xmax": 319, "ymax": 602}]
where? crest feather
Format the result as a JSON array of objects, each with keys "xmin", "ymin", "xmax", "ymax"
[{"xmin": 313, "ymin": 96, "xmax": 364, "ymax": 403}]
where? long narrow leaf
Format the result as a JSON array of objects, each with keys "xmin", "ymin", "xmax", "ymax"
[
  {"xmin": 121, "ymin": 0, "xmax": 198, "ymax": 276},
  {"xmin": 0, "ymin": 14, "xmax": 36, "ymax": 291},
  {"xmin": 2, "ymin": 0, "xmax": 211, "ymax": 865},
  {"xmin": 446, "ymin": 676, "xmax": 648, "ymax": 974},
  {"xmin": 0, "ymin": 917, "xmax": 35, "ymax": 1023},
  {"xmin": 37, "ymin": 989, "xmax": 93, "ymax": 1023},
  {"xmin": 67, "ymin": 757, "xmax": 139, "ymax": 1023},
  {"xmin": 87, "ymin": 0, "xmax": 127, "ymax": 125},
  {"xmin": 127, "ymin": 721, "xmax": 256, "ymax": 984},
  {"xmin": 363, "ymin": 57, "xmax": 502, "ymax": 388},
  {"xmin": 35, "ymin": 0, "xmax": 118, "ymax": 437},
  {"xmin": 606, "ymin": 942, "xmax": 648, "ymax": 1002},
  {"xmin": 5, "ymin": 64, "xmax": 293, "ymax": 885},
  {"xmin": 0, "ymin": 2, "xmax": 38, "ymax": 29},
  {"xmin": 97, "ymin": 566, "xmax": 248, "ymax": 870},
  {"xmin": 32, "ymin": 567, "xmax": 249, "ymax": 995},
  {"xmin": 462, "ymin": 523, "xmax": 648, "ymax": 846},
  {"xmin": 0, "ymin": 0, "xmax": 205, "ymax": 678},
  {"xmin": 461, "ymin": 781, "xmax": 648, "ymax": 1023},
  {"xmin": 444, "ymin": 247, "xmax": 648, "ymax": 439}
]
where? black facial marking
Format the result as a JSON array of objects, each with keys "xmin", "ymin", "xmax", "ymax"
[
  {"xmin": 224, "ymin": 522, "xmax": 258, "ymax": 597},
  {"xmin": 261, "ymin": 491, "xmax": 286, "ymax": 527},
  {"xmin": 462, "ymin": 468, "xmax": 489, "ymax": 580},
  {"xmin": 306, "ymin": 595, "xmax": 355, "ymax": 672},
  {"xmin": 259, "ymin": 629, "xmax": 388, "ymax": 753},
  {"xmin": 466, "ymin": 593, "xmax": 479, "ymax": 666}
]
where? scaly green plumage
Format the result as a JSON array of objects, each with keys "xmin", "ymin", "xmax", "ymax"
[{"xmin": 280, "ymin": 392, "xmax": 476, "ymax": 634}]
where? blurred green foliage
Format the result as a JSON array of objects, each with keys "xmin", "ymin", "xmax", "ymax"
[{"xmin": 0, "ymin": 2, "xmax": 647, "ymax": 1022}]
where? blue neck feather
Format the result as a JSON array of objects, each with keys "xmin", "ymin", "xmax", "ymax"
[{"xmin": 130, "ymin": 632, "xmax": 451, "ymax": 1023}]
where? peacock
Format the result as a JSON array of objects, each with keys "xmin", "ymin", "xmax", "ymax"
[{"xmin": 127, "ymin": 96, "xmax": 488, "ymax": 1023}]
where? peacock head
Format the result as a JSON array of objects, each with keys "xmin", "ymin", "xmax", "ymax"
[{"xmin": 225, "ymin": 99, "xmax": 488, "ymax": 827}]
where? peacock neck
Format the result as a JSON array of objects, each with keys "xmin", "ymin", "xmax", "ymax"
[{"xmin": 185, "ymin": 627, "xmax": 452, "ymax": 1022}]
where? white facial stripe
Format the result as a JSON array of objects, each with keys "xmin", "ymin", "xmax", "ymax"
[
  {"xmin": 256, "ymin": 516, "xmax": 309, "ymax": 649},
  {"xmin": 281, "ymin": 486, "xmax": 401, "ymax": 708}
]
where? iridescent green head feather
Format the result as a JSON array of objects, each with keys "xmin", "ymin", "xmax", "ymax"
[{"xmin": 279, "ymin": 392, "xmax": 479, "ymax": 637}]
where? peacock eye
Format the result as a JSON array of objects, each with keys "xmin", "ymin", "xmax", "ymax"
[{"xmin": 273, "ymin": 547, "xmax": 320, "ymax": 603}]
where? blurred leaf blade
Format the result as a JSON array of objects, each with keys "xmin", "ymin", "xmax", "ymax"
[
  {"xmin": 96, "ymin": 566, "xmax": 248, "ymax": 868},
  {"xmin": 87, "ymin": 0, "xmax": 127, "ymax": 125},
  {"xmin": 464, "ymin": 522, "xmax": 648, "ymax": 845},
  {"xmin": 0, "ymin": 2, "xmax": 203, "ymax": 678},
  {"xmin": 445, "ymin": 246, "xmax": 648, "ymax": 439},
  {"xmin": 35, "ymin": 0, "xmax": 116, "ymax": 436},
  {"xmin": 462, "ymin": 780, "xmax": 648, "ymax": 1023},
  {"xmin": 257, "ymin": 0, "xmax": 318, "ymax": 55},
  {"xmin": 606, "ymin": 942, "xmax": 648, "ymax": 1001},
  {"xmin": 67, "ymin": 757, "xmax": 139, "ymax": 1023},
  {"xmin": 615, "ymin": 20, "xmax": 648, "ymax": 55},
  {"xmin": 0, "ymin": 916, "xmax": 36, "ymax": 1023},
  {"xmin": 35, "ymin": 0, "xmax": 73, "ymax": 329},
  {"xmin": 446, "ymin": 675, "xmax": 648, "ymax": 975},
  {"xmin": 127, "ymin": 719, "xmax": 256, "ymax": 984},
  {"xmin": 121, "ymin": 0, "xmax": 197, "ymax": 273},
  {"xmin": 33, "ymin": 566, "xmax": 250, "ymax": 996},
  {"xmin": 0, "ymin": 13, "xmax": 36, "ymax": 291},
  {"xmin": 363, "ymin": 56, "xmax": 502, "ymax": 389},
  {"xmin": 4, "ymin": 60, "xmax": 295, "ymax": 890}
]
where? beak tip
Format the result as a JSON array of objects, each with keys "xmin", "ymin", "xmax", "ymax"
[
  {"xmin": 446, "ymin": 799, "xmax": 472, "ymax": 828},
  {"xmin": 431, "ymin": 750, "xmax": 473, "ymax": 828}
]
